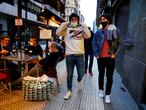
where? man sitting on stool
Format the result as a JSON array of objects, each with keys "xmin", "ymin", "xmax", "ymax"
[{"xmin": 28, "ymin": 42, "xmax": 62, "ymax": 77}]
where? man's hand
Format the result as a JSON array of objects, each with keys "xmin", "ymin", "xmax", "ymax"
[
  {"xmin": 37, "ymin": 63, "xmax": 42, "ymax": 67},
  {"xmin": 62, "ymin": 22, "xmax": 69, "ymax": 29},
  {"xmin": 111, "ymin": 54, "xmax": 116, "ymax": 58},
  {"xmin": 0, "ymin": 50, "xmax": 9, "ymax": 55}
]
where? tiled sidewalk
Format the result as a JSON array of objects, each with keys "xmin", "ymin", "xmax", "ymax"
[
  {"xmin": 43, "ymin": 60, "xmax": 104, "ymax": 110},
  {"xmin": 44, "ymin": 59, "xmax": 139, "ymax": 110}
]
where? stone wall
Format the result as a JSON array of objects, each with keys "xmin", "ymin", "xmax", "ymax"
[{"xmin": 116, "ymin": 0, "xmax": 146, "ymax": 104}]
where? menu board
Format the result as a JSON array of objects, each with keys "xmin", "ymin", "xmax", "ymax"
[{"xmin": 40, "ymin": 29, "xmax": 52, "ymax": 39}]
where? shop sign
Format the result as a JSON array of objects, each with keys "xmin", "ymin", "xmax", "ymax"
[
  {"xmin": 40, "ymin": 29, "xmax": 52, "ymax": 39},
  {"xmin": 15, "ymin": 19, "xmax": 23, "ymax": 26}
]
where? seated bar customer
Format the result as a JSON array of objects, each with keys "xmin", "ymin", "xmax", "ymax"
[
  {"xmin": 0, "ymin": 35, "xmax": 21, "ymax": 88},
  {"xmin": 28, "ymin": 42, "xmax": 62, "ymax": 77}
]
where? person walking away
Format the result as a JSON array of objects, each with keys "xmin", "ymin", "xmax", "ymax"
[
  {"xmin": 84, "ymin": 27, "xmax": 94, "ymax": 76},
  {"xmin": 56, "ymin": 13, "xmax": 91, "ymax": 100},
  {"xmin": 92, "ymin": 14, "xmax": 121, "ymax": 103}
]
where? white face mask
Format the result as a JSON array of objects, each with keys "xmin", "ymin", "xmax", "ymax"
[
  {"xmin": 71, "ymin": 22, "xmax": 78, "ymax": 27},
  {"xmin": 29, "ymin": 42, "xmax": 34, "ymax": 46}
]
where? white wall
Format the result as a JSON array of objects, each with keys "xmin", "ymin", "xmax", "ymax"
[{"xmin": 0, "ymin": 2, "xmax": 17, "ymax": 16}]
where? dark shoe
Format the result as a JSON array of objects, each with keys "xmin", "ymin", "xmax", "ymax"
[
  {"xmin": 11, "ymin": 82, "xmax": 22, "ymax": 90},
  {"xmin": 89, "ymin": 70, "xmax": 93, "ymax": 76},
  {"xmin": 84, "ymin": 69, "xmax": 87, "ymax": 74}
]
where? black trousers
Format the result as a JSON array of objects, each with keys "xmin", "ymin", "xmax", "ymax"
[
  {"xmin": 97, "ymin": 58, "xmax": 115, "ymax": 95},
  {"xmin": 85, "ymin": 51, "xmax": 94, "ymax": 72}
]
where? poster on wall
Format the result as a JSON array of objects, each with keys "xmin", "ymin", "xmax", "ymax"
[
  {"xmin": 40, "ymin": 28, "xmax": 52, "ymax": 39},
  {"xmin": 15, "ymin": 18, "xmax": 23, "ymax": 26}
]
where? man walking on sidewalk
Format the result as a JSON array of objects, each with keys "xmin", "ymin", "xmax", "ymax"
[
  {"xmin": 56, "ymin": 13, "xmax": 91, "ymax": 100},
  {"xmin": 92, "ymin": 14, "xmax": 121, "ymax": 103}
]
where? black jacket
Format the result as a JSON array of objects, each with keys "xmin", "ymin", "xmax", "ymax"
[
  {"xmin": 25, "ymin": 45, "xmax": 43, "ymax": 57},
  {"xmin": 84, "ymin": 30, "xmax": 94, "ymax": 54},
  {"xmin": 39, "ymin": 52, "xmax": 60, "ymax": 72},
  {"xmin": 0, "ymin": 44, "xmax": 11, "ymax": 57}
]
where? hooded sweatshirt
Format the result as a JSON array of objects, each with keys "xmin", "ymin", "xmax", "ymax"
[{"xmin": 56, "ymin": 22, "xmax": 91, "ymax": 55}]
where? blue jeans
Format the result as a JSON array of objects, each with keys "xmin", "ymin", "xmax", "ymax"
[{"xmin": 66, "ymin": 54, "xmax": 84, "ymax": 91}]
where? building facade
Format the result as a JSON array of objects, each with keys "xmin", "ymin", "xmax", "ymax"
[
  {"xmin": 64, "ymin": 0, "xmax": 84, "ymax": 22},
  {"xmin": 65, "ymin": 0, "xmax": 77, "ymax": 21},
  {"xmin": 96, "ymin": 0, "xmax": 146, "ymax": 109},
  {"xmin": 0, "ymin": 0, "xmax": 65, "ymax": 44}
]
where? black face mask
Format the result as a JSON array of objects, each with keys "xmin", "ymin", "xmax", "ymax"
[{"xmin": 101, "ymin": 22, "xmax": 108, "ymax": 29}]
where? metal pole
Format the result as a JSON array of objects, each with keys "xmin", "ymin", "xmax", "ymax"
[
  {"xmin": 17, "ymin": 0, "xmax": 22, "ymax": 72},
  {"xmin": 25, "ymin": 1, "xmax": 28, "ymax": 46},
  {"xmin": 45, "ymin": 19, "xmax": 49, "ymax": 51},
  {"xmin": 17, "ymin": 0, "xmax": 22, "ymax": 50}
]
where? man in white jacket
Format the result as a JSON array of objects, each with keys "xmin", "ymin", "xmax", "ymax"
[{"xmin": 56, "ymin": 13, "xmax": 91, "ymax": 100}]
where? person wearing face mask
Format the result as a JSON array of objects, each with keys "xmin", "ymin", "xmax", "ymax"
[
  {"xmin": 25, "ymin": 36, "xmax": 43, "ymax": 57},
  {"xmin": 14, "ymin": 42, "xmax": 62, "ymax": 91},
  {"xmin": 56, "ymin": 13, "xmax": 91, "ymax": 100},
  {"xmin": 92, "ymin": 14, "xmax": 121, "ymax": 103},
  {"xmin": 28, "ymin": 42, "xmax": 61, "ymax": 77},
  {"xmin": 25, "ymin": 36, "xmax": 43, "ymax": 70}
]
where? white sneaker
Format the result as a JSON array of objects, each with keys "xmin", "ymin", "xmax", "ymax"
[
  {"xmin": 105, "ymin": 95, "xmax": 111, "ymax": 103},
  {"xmin": 78, "ymin": 81, "xmax": 83, "ymax": 90},
  {"xmin": 99, "ymin": 90, "xmax": 104, "ymax": 98},
  {"xmin": 64, "ymin": 91, "xmax": 72, "ymax": 100}
]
